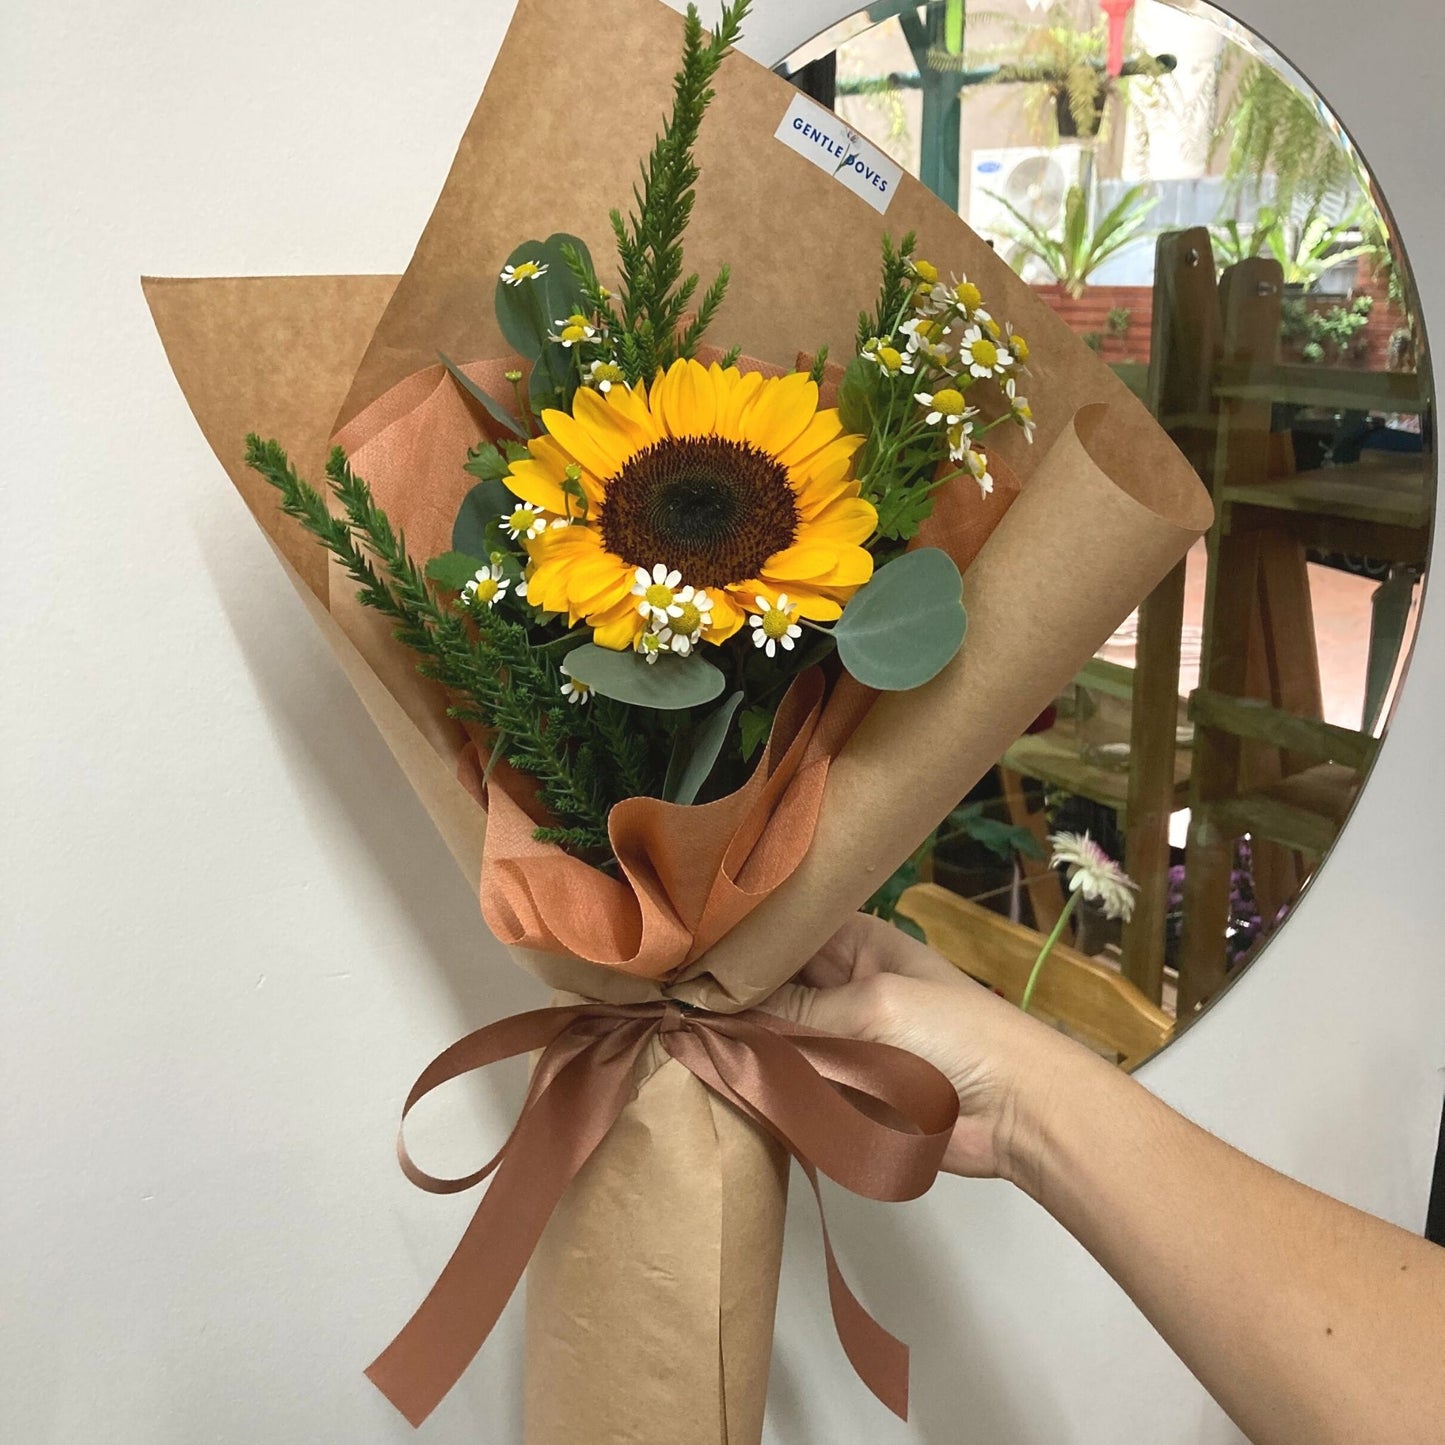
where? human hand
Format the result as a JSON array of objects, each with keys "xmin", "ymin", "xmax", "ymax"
[{"xmin": 760, "ymin": 911, "xmax": 1091, "ymax": 1184}]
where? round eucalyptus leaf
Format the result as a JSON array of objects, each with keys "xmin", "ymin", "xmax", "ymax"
[
  {"xmin": 562, "ymin": 643, "xmax": 725, "ymax": 710},
  {"xmin": 494, "ymin": 234, "xmax": 592, "ymax": 362},
  {"xmin": 834, "ymin": 547, "xmax": 967, "ymax": 691},
  {"xmin": 453, "ymin": 479, "xmax": 515, "ymax": 557}
]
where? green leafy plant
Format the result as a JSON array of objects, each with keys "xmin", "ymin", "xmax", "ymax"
[
  {"xmin": 1262, "ymin": 204, "xmax": 1378, "ymax": 289},
  {"xmin": 990, "ymin": 183, "xmax": 1157, "ymax": 298},
  {"xmin": 1105, "ymin": 305, "xmax": 1132, "ymax": 339},
  {"xmin": 1280, "ymin": 294, "xmax": 1373, "ymax": 365}
]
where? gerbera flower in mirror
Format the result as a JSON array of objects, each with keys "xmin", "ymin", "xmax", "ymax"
[{"xmin": 507, "ymin": 359, "xmax": 874, "ymax": 652}]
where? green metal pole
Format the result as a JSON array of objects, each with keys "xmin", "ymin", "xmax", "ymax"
[{"xmin": 899, "ymin": 5, "xmax": 962, "ymax": 212}]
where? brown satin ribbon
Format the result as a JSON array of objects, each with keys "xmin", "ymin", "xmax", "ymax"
[{"xmin": 365, "ymin": 1001, "xmax": 960, "ymax": 1427}]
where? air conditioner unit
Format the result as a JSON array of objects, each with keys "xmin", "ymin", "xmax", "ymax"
[{"xmin": 968, "ymin": 145, "xmax": 1087, "ymax": 282}]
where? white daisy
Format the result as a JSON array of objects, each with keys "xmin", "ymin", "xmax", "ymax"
[
  {"xmin": 899, "ymin": 316, "xmax": 951, "ymax": 366},
  {"xmin": 503, "ymin": 502, "xmax": 548, "ymax": 541},
  {"xmin": 1048, "ymin": 831, "xmax": 1137, "ymax": 922},
  {"xmin": 957, "ymin": 324, "xmax": 1013, "ymax": 379},
  {"xmin": 914, "ymin": 386, "xmax": 973, "ymax": 428},
  {"xmin": 1005, "ymin": 377, "xmax": 1036, "ymax": 444},
  {"xmin": 861, "ymin": 337, "xmax": 916, "ymax": 378},
  {"xmin": 500, "ymin": 259, "xmax": 548, "ymax": 286},
  {"xmin": 748, "ymin": 594, "xmax": 803, "ymax": 659},
  {"xmin": 635, "ymin": 629, "xmax": 665, "ymax": 665},
  {"xmin": 460, "ymin": 561, "xmax": 510, "ymax": 609},
  {"xmin": 585, "ymin": 359, "xmax": 628, "ymax": 394},
  {"xmin": 963, "ymin": 445, "xmax": 994, "ymax": 497},
  {"xmin": 660, "ymin": 588, "xmax": 713, "ymax": 655},
  {"xmin": 560, "ymin": 678, "xmax": 592, "ymax": 706},
  {"xmin": 632, "ymin": 563, "xmax": 686, "ymax": 626},
  {"xmin": 552, "ymin": 313, "xmax": 597, "ymax": 348}
]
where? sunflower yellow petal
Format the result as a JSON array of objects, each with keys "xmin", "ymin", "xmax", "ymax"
[
  {"xmin": 590, "ymin": 597, "xmax": 644, "ymax": 651},
  {"xmin": 703, "ymin": 589, "xmax": 746, "ymax": 642},
  {"xmin": 807, "ymin": 496, "xmax": 878, "ymax": 547},
  {"xmin": 774, "ymin": 408, "xmax": 847, "ymax": 468},
  {"xmin": 541, "ymin": 402, "xmax": 640, "ymax": 483},
  {"xmin": 653, "ymin": 358, "xmax": 717, "ymax": 438},
  {"xmin": 735, "ymin": 372, "xmax": 820, "ymax": 454},
  {"xmin": 758, "ymin": 542, "xmax": 847, "ymax": 583},
  {"xmin": 713, "ymin": 368, "xmax": 765, "ymax": 436}
]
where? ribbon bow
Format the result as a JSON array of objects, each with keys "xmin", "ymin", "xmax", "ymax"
[{"xmin": 366, "ymin": 1000, "xmax": 960, "ymax": 1426}]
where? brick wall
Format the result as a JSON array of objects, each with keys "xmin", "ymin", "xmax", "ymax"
[{"xmin": 1031, "ymin": 284, "xmax": 1155, "ymax": 366}]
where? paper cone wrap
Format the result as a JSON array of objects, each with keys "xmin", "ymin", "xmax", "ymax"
[{"xmin": 145, "ymin": 0, "xmax": 1212, "ymax": 1437}]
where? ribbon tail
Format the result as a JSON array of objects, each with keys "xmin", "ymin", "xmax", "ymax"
[{"xmin": 366, "ymin": 1030, "xmax": 644, "ymax": 1426}]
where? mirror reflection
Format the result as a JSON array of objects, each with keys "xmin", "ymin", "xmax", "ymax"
[{"xmin": 782, "ymin": 0, "xmax": 1432, "ymax": 1059}]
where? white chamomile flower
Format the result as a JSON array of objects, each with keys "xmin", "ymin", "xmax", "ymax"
[
  {"xmin": 915, "ymin": 385, "xmax": 972, "ymax": 428},
  {"xmin": 899, "ymin": 316, "xmax": 952, "ymax": 366},
  {"xmin": 635, "ymin": 629, "xmax": 665, "ymax": 665},
  {"xmin": 963, "ymin": 445, "xmax": 994, "ymax": 497},
  {"xmin": 957, "ymin": 323, "xmax": 1012, "ymax": 379},
  {"xmin": 560, "ymin": 677, "xmax": 592, "ymax": 706},
  {"xmin": 460, "ymin": 561, "xmax": 510, "ymax": 609},
  {"xmin": 660, "ymin": 588, "xmax": 713, "ymax": 655},
  {"xmin": 1004, "ymin": 322, "xmax": 1030, "ymax": 367},
  {"xmin": 504, "ymin": 501, "xmax": 548, "ymax": 541},
  {"xmin": 862, "ymin": 337, "xmax": 916, "ymax": 378},
  {"xmin": 940, "ymin": 276, "xmax": 985, "ymax": 319},
  {"xmin": 748, "ymin": 594, "xmax": 803, "ymax": 659},
  {"xmin": 552, "ymin": 312, "xmax": 597, "ymax": 348},
  {"xmin": 500, "ymin": 259, "xmax": 548, "ymax": 286},
  {"xmin": 585, "ymin": 359, "xmax": 628, "ymax": 393},
  {"xmin": 1048, "ymin": 831, "xmax": 1138, "ymax": 922},
  {"xmin": 907, "ymin": 257, "xmax": 940, "ymax": 295},
  {"xmin": 1005, "ymin": 377, "xmax": 1036, "ymax": 444},
  {"xmin": 632, "ymin": 563, "xmax": 686, "ymax": 625}
]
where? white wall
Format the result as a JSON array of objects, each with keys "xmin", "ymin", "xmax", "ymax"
[{"xmin": 1, "ymin": 1, "xmax": 1440, "ymax": 1441}]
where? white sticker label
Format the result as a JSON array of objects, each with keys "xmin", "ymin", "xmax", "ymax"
[{"xmin": 773, "ymin": 93, "xmax": 902, "ymax": 216}]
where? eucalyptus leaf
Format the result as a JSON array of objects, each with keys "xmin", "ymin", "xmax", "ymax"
[
  {"xmin": 834, "ymin": 547, "xmax": 967, "ymax": 690},
  {"xmin": 494, "ymin": 234, "xmax": 592, "ymax": 362},
  {"xmin": 529, "ymin": 342, "xmax": 574, "ymax": 417},
  {"xmin": 562, "ymin": 644, "xmax": 725, "ymax": 710},
  {"xmin": 425, "ymin": 551, "xmax": 489, "ymax": 590},
  {"xmin": 439, "ymin": 352, "xmax": 525, "ymax": 438},
  {"xmin": 664, "ymin": 691, "xmax": 743, "ymax": 805},
  {"xmin": 453, "ymin": 479, "xmax": 515, "ymax": 557}
]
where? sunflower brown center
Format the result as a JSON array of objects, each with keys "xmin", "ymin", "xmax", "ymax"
[{"xmin": 599, "ymin": 436, "xmax": 798, "ymax": 588}]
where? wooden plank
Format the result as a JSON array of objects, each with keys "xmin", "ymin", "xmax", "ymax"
[
  {"xmin": 1189, "ymin": 690, "xmax": 1378, "ymax": 769},
  {"xmin": 1213, "ymin": 361, "xmax": 1427, "ymax": 413},
  {"xmin": 1001, "ymin": 714, "xmax": 1192, "ymax": 820},
  {"xmin": 1226, "ymin": 505, "xmax": 1430, "ymax": 566},
  {"xmin": 1218, "ymin": 458, "xmax": 1430, "ymax": 529},
  {"xmin": 897, "ymin": 884, "xmax": 1173, "ymax": 1069},
  {"xmin": 998, "ymin": 768, "xmax": 1064, "ymax": 936}
]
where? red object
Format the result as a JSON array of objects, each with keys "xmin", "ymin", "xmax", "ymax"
[{"xmin": 1100, "ymin": 0, "xmax": 1135, "ymax": 77}]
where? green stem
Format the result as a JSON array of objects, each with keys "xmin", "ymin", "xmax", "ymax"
[{"xmin": 1020, "ymin": 891, "xmax": 1080, "ymax": 1015}]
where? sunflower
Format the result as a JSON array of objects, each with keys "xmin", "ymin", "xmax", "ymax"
[{"xmin": 502, "ymin": 359, "xmax": 875, "ymax": 650}]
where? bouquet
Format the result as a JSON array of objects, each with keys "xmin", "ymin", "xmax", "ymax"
[{"xmin": 146, "ymin": 0, "xmax": 1212, "ymax": 1438}]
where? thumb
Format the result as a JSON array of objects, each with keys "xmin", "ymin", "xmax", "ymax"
[{"xmin": 755, "ymin": 978, "xmax": 883, "ymax": 1042}]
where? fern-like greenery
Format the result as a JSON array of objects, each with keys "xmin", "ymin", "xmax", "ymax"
[
  {"xmin": 581, "ymin": 0, "xmax": 751, "ymax": 383},
  {"xmin": 245, "ymin": 436, "xmax": 658, "ymax": 850},
  {"xmin": 1218, "ymin": 58, "xmax": 1363, "ymax": 219}
]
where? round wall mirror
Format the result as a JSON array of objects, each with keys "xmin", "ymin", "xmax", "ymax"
[{"xmin": 780, "ymin": 0, "xmax": 1433, "ymax": 1060}]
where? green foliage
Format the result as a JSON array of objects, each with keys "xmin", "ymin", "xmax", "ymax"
[
  {"xmin": 1218, "ymin": 58, "xmax": 1363, "ymax": 219},
  {"xmin": 494, "ymin": 235, "xmax": 592, "ymax": 361},
  {"xmin": 1105, "ymin": 306, "xmax": 1132, "ymax": 338},
  {"xmin": 607, "ymin": 0, "xmax": 751, "ymax": 382},
  {"xmin": 1260, "ymin": 204, "xmax": 1378, "ymax": 289},
  {"xmin": 439, "ymin": 353, "xmax": 524, "ymax": 437},
  {"xmin": 1280, "ymin": 294, "xmax": 1373, "ymax": 365},
  {"xmin": 936, "ymin": 802, "xmax": 1044, "ymax": 862},
  {"xmin": 452, "ymin": 479, "xmax": 514, "ymax": 558},
  {"xmin": 989, "ymin": 183, "xmax": 1157, "ymax": 298},
  {"xmin": 663, "ymin": 690, "xmax": 743, "ymax": 805},
  {"xmin": 738, "ymin": 705, "xmax": 774, "ymax": 763},
  {"xmin": 854, "ymin": 230, "xmax": 917, "ymax": 354},
  {"xmin": 425, "ymin": 551, "xmax": 488, "ymax": 590},
  {"xmin": 561, "ymin": 642, "xmax": 726, "ymax": 709},
  {"xmin": 833, "ymin": 548, "xmax": 967, "ymax": 691},
  {"xmin": 245, "ymin": 436, "xmax": 659, "ymax": 849}
]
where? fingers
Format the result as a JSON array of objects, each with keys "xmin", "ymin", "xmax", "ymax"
[
  {"xmin": 795, "ymin": 911, "xmax": 962, "ymax": 991},
  {"xmin": 756, "ymin": 976, "xmax": 891, "ymax": 1043}
]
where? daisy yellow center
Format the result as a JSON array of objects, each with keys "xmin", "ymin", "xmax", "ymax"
[
  {"xmin": 912, "ymin": 259, "xmax": 939, "ymax": 284},
  {"xmin": 971, "ymin": 338, "xmax": 999, "ymax": 369},
  {"xmin": 878, "ymin": 346, "xmax": 905, "ymax": 372},
  {"xmin": 592, "ymin": 362, "xmax": 624, "ymax": 385},
  {"xmin": 761, "ymin": 607, "xmax": 793, "ymax": 641},
  {"xmin": 673, "ymin": 600, "xmax": 703, "ymax": 635},
  {"xmin": 644, "ymin": 582, "xmax": 676, "ymax": 610},
  {"xmin": 561, "ymin": 324, "xmax": 589, "ymax": 344},
  {"xmin": 472, "ymin": 577, "xmax": 501, "ymax": 603},
  {"xmin": 600, "ymin": 435, "xmax": 799, "ymax": 590},
  {"xmin": 511, "ymin": 262, "xmax": 541, "ymax": 281},
  {"xmin": 957, "ymin": 282, "xmax": 982, "ymax": 310},
  {"xmin": 508, "ymin": 507, "xmax": 533, "ymax": 530},
  {"xmin": 1011, "ymin": 334, "xmax": 1030, "ymax": 361},
  {"xmin": 931, "ymin": 388, "xmax": 966, "ymax": 415}
]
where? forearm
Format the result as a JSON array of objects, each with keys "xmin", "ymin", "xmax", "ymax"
[{"xmin": 1009, "ymin": 1040, "xmax": 1445, "ymax": 1445}]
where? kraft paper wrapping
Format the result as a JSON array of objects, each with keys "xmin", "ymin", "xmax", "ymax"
[{"xmin": 144, "ymin": 0, "xmax": 1212, "ymax": 1437}]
